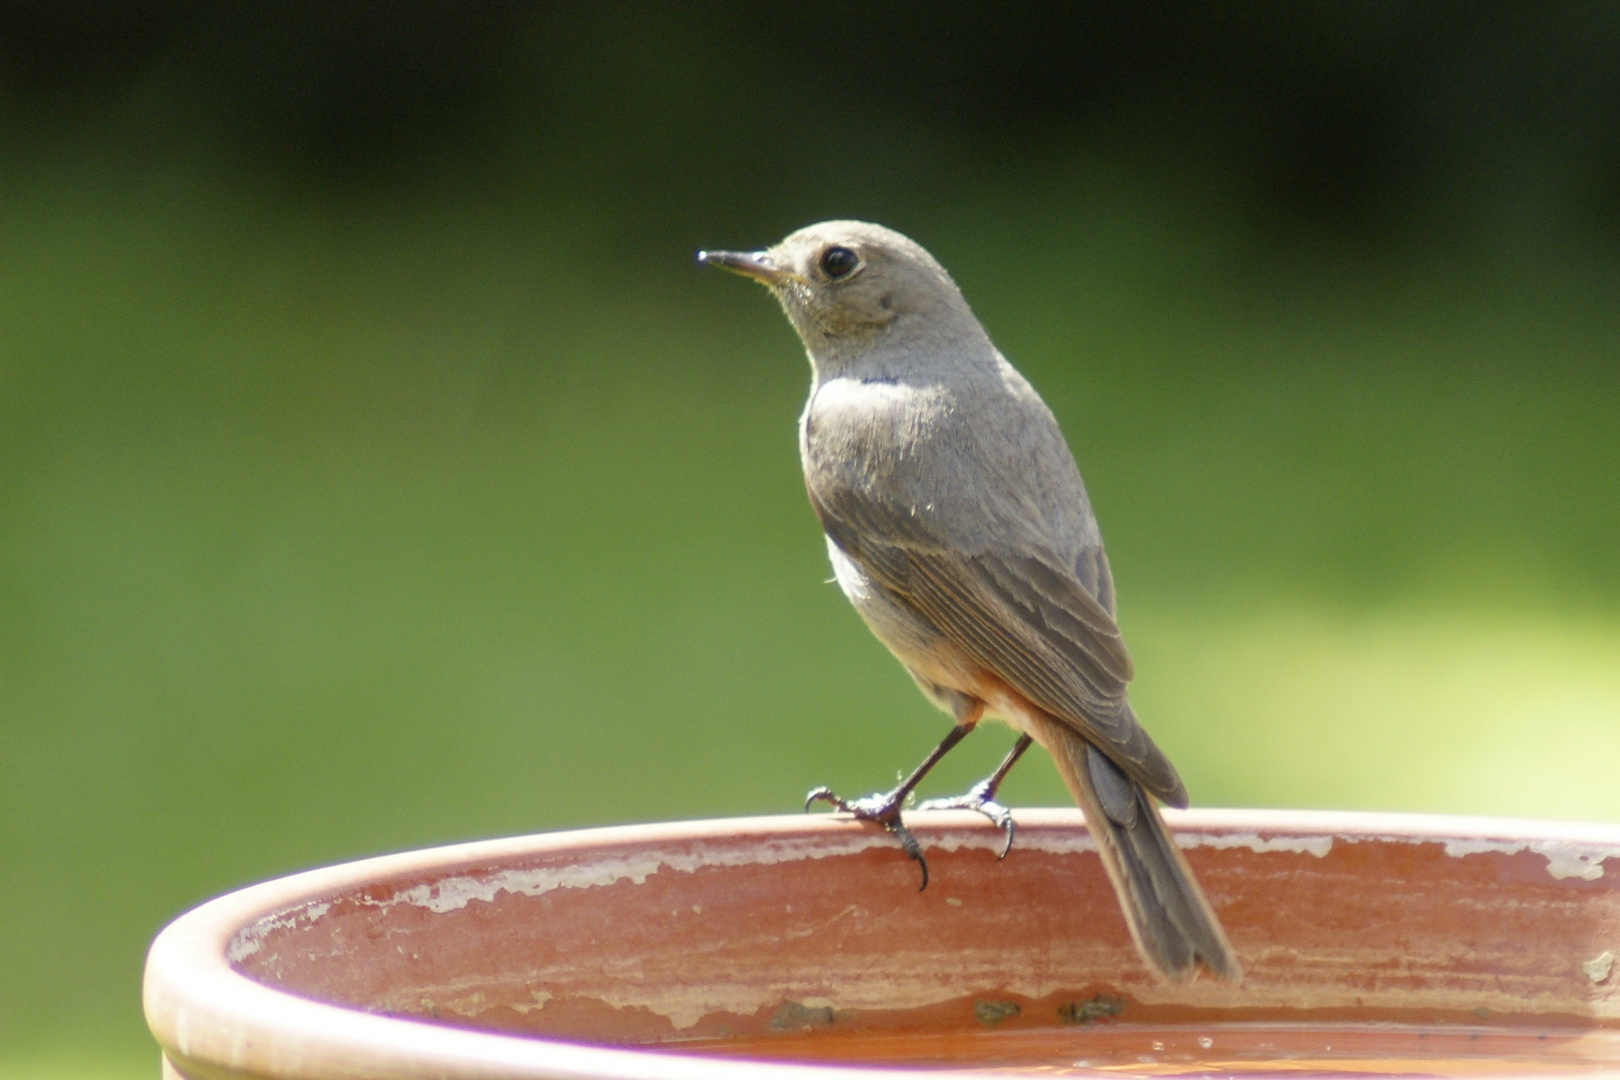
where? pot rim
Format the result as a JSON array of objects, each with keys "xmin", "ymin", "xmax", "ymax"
[{"xmin": 144, "ymin": 807, "xmax": 1620, "ymax": 1080}]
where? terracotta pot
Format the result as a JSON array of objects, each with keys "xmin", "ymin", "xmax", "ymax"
[{"xmin": 145, "ymin": 809, "xmax": 1620, "ymax": 1078}]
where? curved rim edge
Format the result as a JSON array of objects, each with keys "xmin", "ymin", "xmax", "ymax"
[{"xmin": 145, "ymin": 808, "xmax": 1620, "ymax": 1080}]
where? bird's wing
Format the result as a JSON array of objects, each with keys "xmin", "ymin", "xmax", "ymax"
[{"xmin": 811, "ymin": 486, "xmax": 1187, "ymax": 806}]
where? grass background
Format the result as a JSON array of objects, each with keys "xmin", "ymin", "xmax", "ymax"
[{"xmin": 2, "ymin": 5, "xmax": 1619, "ymax": 1076}]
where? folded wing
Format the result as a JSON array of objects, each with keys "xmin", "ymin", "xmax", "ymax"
[{"xmin": 811, "ymin": 486, "xmax": 1188, "ymax": 807}]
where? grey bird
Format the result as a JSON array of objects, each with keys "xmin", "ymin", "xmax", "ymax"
[{"xmin": 699, "ymin": 221, "xmax": 1241, "ymax": 983}]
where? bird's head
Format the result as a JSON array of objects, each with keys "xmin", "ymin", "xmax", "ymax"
[{"xmin": 700, "ymin": 220, "xmax": 984, "ymax": 367}]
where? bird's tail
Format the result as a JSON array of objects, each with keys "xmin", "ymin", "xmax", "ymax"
[{"xmin": 1042, "ymin": 720, "xmax": 1242, "ymax": 982}]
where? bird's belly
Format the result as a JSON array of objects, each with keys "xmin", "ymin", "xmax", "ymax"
[
  {"xmin": 824, "ymin": 537, "xmax": 1051, "ymax": 741},
  {"xmin": 825, "ymin": 538, "xmax": 970, "ymax": 687},
  {"xmin": 971, "ymin": 679, "xmax": 1048, "ymax": 741}
]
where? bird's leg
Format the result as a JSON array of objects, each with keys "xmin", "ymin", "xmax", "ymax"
[
  {"xmin": 805, "ymin": 722, "xmax": 974, "ymax": 890},
  {"xmin": 916, "ymin": 733, "xmax": 1033, "ymax": 858}
]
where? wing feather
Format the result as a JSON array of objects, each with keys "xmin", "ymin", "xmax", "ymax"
[{"xmin": 811, "ymin": 487, "xmax": 1186, "ymax": 804}]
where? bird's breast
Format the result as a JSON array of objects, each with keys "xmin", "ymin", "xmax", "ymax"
[{"xmin": 800, "ymin": 377, "xmax": 958, "ymax": 490}]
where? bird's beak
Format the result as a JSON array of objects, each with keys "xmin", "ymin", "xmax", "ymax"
[{"xmin": 697, "ymin": 249, "xmax": 805, "ymax": 286}]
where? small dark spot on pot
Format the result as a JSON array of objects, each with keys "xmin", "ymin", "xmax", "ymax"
[
  {"xmin": 772, "ymin": 1000, "xmax": 837, "ymax": 1030},
  {"xmin": 1060, "ymin": 994, "xmax": 1126, "ymax": 1024},
  {"xmin": 974, "ymin": 999, "xmax": 1021, "ymax": 1026}
]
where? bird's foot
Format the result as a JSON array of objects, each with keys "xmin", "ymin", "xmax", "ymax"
[
  {"xmin": 805, "ymin": 785, "xmax": 929, "ymax": 889},
  {"xmin": 917, "ymin": 780, "xmax": 1017, "ymax": 858}
]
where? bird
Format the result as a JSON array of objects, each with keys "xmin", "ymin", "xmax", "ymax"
[{"xmin": 698, "ymin": 221, "xmax": 1241, "ymax": 983}]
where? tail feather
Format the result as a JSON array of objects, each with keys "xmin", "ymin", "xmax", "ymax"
[{"xmin": 1042, "ymin": 718, "xmax": 1242, "ymax": 982}]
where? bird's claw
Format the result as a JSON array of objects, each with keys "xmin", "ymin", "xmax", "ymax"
[
  {"xmin": 804, "ymin": 784, "xmax": 930, "ymax": 890},
  {"xmin": 804, "ymin": 785, "xmax": 851, "ymax": 813},
  {"xmin": 916, "ymin": 780, "xmax": 1018, "ymax": 859}
]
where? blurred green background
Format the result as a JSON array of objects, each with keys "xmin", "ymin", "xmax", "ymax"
[{"xmin": 2, "ymin": 3, "xmax": 1618, "ymax": 1076}]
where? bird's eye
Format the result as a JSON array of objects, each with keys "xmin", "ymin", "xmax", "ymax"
[{"xmin": 819, "ymin": 246, "xmax": 860, "ymax": 280}]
